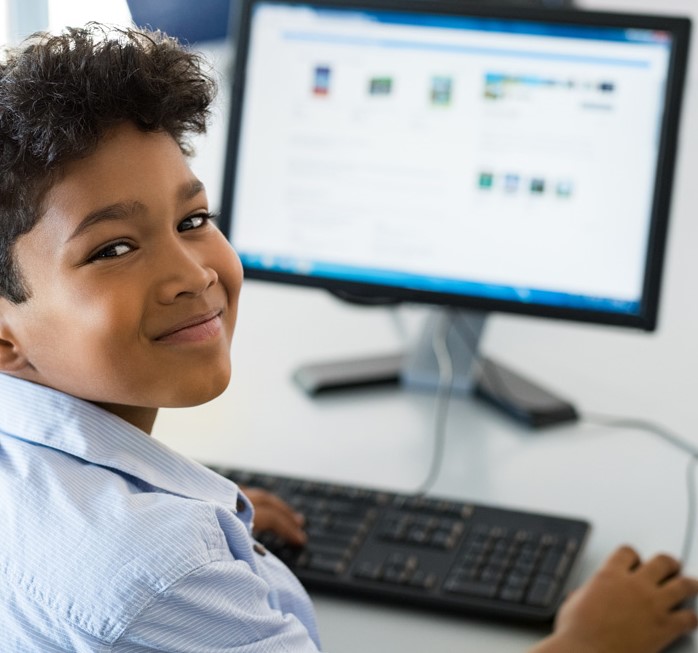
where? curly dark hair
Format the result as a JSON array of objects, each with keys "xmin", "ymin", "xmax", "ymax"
[{"xmin": 0, "ymin": 23, "xmax": 217, "ymax": 303}]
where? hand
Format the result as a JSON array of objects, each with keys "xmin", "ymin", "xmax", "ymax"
[
  {"xmin": 241, "ymin": 486, "xmax": 307, "ymax": 547},
  {"xmin": 531, "ymin": 546, "xmax": 698, "ymax": 653}
]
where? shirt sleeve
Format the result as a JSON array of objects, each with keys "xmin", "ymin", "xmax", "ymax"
[{"xmin": 112, "ymin": 559, "xmax": 322, "ymax": 653}]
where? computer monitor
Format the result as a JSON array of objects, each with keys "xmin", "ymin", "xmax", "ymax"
[{"xmin": 219, "ymin": 0, "xmax": 691, "ymax": 420}]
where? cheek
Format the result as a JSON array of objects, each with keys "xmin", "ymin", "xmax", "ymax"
[
  {"xmin": 38, "ymin": 288, "xmax": 151, "ymax": 401},
  {"xmin": 214, "ymin": 239, "xmax": 244, "ymax": 311},
  {"xmin": 31, "ymin": 282, "xmax": 143, "ymax": 366}
]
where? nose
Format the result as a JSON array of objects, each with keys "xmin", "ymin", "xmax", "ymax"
[{"xmin": 155, "ymin": 237, "xmax": 218, "ymax": 304}]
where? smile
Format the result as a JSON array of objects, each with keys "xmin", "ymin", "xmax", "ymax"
[{"xmin": 155, "ymin": 310, "xmax": 223, "ymax": 344}]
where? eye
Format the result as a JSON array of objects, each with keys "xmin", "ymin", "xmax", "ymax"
[
  {"xmin": 178, "ymin": 211, "xmax": 218, "ymax": 233},
  {"xmin": 88, "ymin": 241, "xmax": 134, "ymax": 262}
]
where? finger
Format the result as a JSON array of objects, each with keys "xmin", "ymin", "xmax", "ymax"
[
  {"xmin": 663, "ymin": 609, "xmax": 698, "ymax": 638},
  {"xmin": 245, "ymin": 490, "xmax": 307, "ymax": 545},
  {"xmin": 636, "ymin": 553, "xmax": 682, "ymax": 584},
  {"xmin": 257, "ymin": 509, "xmax": 308, "ymax": 546},
  {"xmin": 603, "ymin": 545, "xmax": 641, "ymax": 571},
  {"xmin": 242, "ymin": 488, "xmax": 305, "ymax": 524},
  {"xmin": 256, "ymin": 491, "xmax": 306, "ymax": 526},
  {"xmin": 660, "ymin": 576, "xmax": 698, "ymax": 608}
]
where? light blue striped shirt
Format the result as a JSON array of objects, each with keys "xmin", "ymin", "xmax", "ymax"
[{"xmin": 0, "ymin": 373, "xmax": 322, "ymax": 652}]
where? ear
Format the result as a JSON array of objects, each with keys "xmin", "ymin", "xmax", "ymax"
[{"xmin": 0, "ymin": 301, "xmax": 30, "ymax": 373}]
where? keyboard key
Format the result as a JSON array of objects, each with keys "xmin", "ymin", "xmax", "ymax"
[
  {"xmin": 480, "ymin": 566, "xmax": 505, "ymax": 585},
  {"xmin": 541, "ymin": 534, "xmax": 560, "ymax": 547},
  {"xmin": 504, "ymin": 571, "xmax": 530, "ymax": 589},
  {"xmin": 499, "ymin": 585, "xmax": 526, "ymax": 603},
  {"xmin": 526, "ymin": 576, "xmax": 560, "ymax": 607},
  {"xmin": 565, "ymin": 538, "xmax": 579, "ymax": 553},
  {"xmin": 447, "ymin": 568, "xmax": 478, "ymax": 583},
  {"xmin": 489, "ymin": 552, "xmax": 512, "ymax": 569},
  {"xmin": 385, "ymin": 552, "xmax": 419, "ymax": 570},
  {"xmin": 408, "ymin": 570, "xmax": 438, "ymax": 590},
  {"xmin": 383, "ymin": 567, "xmax": 410, "ymax": 584},
  {"xmin": 329, "ymin": 517, "xmax": 367, "ymax": 535},
  {"xmin": 353, "ymin": 561, "xmax": 383, "ymax": 581},
  {"xmin": 406, "ymin": 527, "xmax": 430, "ymax": 545},
  {"xmin": 444, "ymin": 578, "xmax": 498, "ymax": 599},
  {"xmin": 540, "ymin": 549, "xmax": 572, "ymax": 579},
  {"xmin": 305, "ymin": 553, "xmax": 347, "ymax": 576},
  {"xmin": 431, "ymin": 530, "xmax": 458, "ymax": 550},
  {"xmin": 306, "ymin": 541, "xmax": 351, "ymax": 560}
]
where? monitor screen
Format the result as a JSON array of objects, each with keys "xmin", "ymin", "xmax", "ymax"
[{"xmin": 219, "ymin": 0, "xmax": 690, "ymax": 331}]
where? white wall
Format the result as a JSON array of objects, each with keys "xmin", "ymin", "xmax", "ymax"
[
  {"xmin": 0, "ymin": 1, "xmax": 7, "ymax": 44},
  {"xmin": 1, "ymin": 0, "xmax": 131, "ymax": 44},
  {"xmin": 47, "ymin": 0, "xmax": 130, "ymax": 33}
]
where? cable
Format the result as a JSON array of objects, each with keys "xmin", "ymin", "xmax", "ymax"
[
  {"xmin": 683, "ymin": 454, "xmax": 698, "ymax": 565},
  {"xmin": 583, "ymin": 413, "xmax": 698, "ymax": 567},
  {"xmin": 412, "ymin": 309, "xmax": 522, "ymax": 496},
  {"xmin": 450, "ymin": 313, "xmax": 550, "ymax": 412},
  {"xmin": 584, "ymin": 414, "xmax": 698, "ymax": 459},
  {"xmin": 388, "ymin": 305, "xmax": 410, "ymax": 344},
  {"xmin": 428, "ymin": 310, "xmax": 524, "ymax": 411},
  {"xmin": 414, "ymin": 310, "xmax": 455, "ymax": 497}
]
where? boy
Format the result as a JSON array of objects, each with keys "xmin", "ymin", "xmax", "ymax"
[{"xmin": 0, "ymin": 24, "xmax": 696, "ymax": 653}]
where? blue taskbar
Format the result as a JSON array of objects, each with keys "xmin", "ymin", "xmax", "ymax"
[{"xmin": 239, "ymin": 254, "xmax": 641, "ymax": 315}]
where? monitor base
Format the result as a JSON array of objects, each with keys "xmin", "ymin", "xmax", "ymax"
[
  {"xmin": 474, "ymin": 358, "xmax": 578, "ymax": 428},
  {"xmin": 293, "ymin": 352, "xmax": 404, "ymax": 394},
  {"xmin": 293, "ymin": 310, "xmax": 578, "ymax": 429}
]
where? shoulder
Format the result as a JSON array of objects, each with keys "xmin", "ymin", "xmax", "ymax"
[
  {"xmin": 114, "ymin": 557, "xmax": 322, "ymax": 652},
  {"xmin": 0, "ymin": 439, "xmax": 240, "ymax": 645}
]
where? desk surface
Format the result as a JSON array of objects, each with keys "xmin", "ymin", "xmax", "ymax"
[
  {"xmin": 155, "ymin": 0, "xmax": 698, "ymax": 649},
  {"xmin": 155, "ymin": 282, "xmax": 698, "ymax": 653}
]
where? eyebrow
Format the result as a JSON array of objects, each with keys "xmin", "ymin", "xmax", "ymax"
[{"xmin": 68, "ymin": 178, "xmax": 206, "ymax": 242}]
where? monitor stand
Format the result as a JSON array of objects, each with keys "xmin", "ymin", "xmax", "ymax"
[{"xmin": 293, "ymin": 308, "xmax": 578, "ymax": 428}]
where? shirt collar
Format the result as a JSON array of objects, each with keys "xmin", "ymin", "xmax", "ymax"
[{"xmin": 0, "ymin": 374, "xmax": 247, "ymax": 513}]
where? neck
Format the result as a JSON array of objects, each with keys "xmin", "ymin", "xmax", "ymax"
[{"xmin": 95, "ymin": 403, "xmax": 158, "ymax": 434}]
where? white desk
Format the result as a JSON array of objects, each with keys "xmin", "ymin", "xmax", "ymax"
[{"xmin": 155, "ymin": 0, "xmax": 698, "ymax": 649}]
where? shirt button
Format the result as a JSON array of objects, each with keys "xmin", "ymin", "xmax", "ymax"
[{"xmin": 253, "ymin": 543, "xmax": 267, "ymax": 556}]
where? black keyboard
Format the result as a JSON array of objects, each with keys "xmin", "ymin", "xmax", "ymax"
[{"xmin": 207, "ymin": 466, "xmax": 591, "ymax": 622}]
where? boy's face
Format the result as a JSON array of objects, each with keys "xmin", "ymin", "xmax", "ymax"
[{"xmin": 0, "ymin": 122, "xmax": 242, "ymax": 428}]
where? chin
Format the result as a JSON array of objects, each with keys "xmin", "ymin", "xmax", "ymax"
[{"xmin": 163, "ymin": 368, "xmax": 231, "ymax": 408}]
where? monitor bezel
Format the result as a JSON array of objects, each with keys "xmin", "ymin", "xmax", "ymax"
[{"xmin": 219, "ymin": 0, "xmax": 691, "ymax": 331}]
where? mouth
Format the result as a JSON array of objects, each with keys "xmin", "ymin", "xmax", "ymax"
[{"xmin": 155, "ymin": 309, "xmax": 224, "ymax": 344}]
